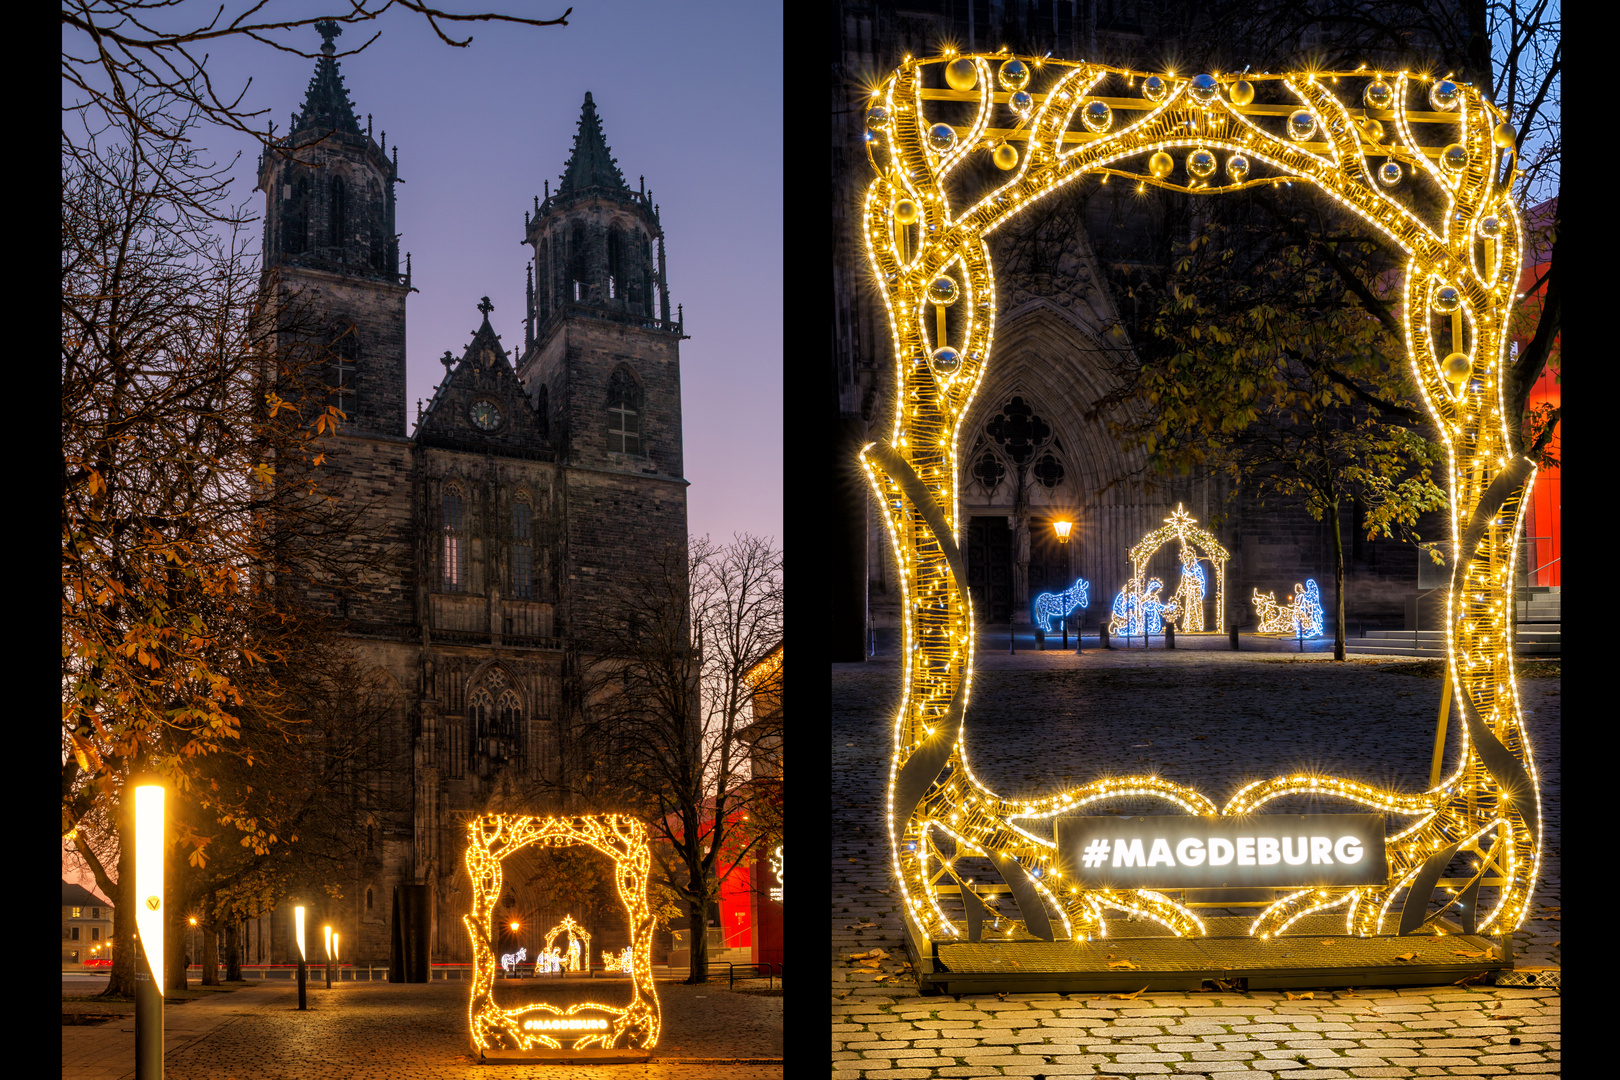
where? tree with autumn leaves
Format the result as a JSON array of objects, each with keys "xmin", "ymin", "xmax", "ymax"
[{"xmin": 1086, "ymin": 0, "xmax": 1558, "ymax": 657}]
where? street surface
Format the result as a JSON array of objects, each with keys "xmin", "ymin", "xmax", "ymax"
[
  {"xmin": 832, "ymin": 633, "xmax": 1560, "ymax": 1077},
  {"xmin": 63, "ymin": 978, "xmax": 782, "ymax": 1080}
]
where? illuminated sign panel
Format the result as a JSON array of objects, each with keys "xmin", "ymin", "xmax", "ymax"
[{"xmin": 1056, "ymin": 815, "xmax": 1387, "ymax": 889}]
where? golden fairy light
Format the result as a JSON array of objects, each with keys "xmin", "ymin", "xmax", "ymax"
[
  {"xmin": 462, "ymin": 815, "xmax": 660, "ymax": 1057},
  {"xmin": 859, "ymin": 55, "xmax": 1541, "ymax": 945}
]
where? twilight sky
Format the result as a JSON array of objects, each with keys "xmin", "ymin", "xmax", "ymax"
[{"xmin": 178, "ymin": 0, "xmax": 783, "ymax": 548}]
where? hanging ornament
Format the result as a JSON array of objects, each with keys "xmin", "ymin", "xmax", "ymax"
[
  {"xmin": 928, "ymin": 123, "xmax": 958, "ymax": 152},
  {"xmin": 999, "ymin": 59, "xmax": 1029, "ymax": 91},
  {"xmin": 1431, "ymin": 286, "xmax": 1462, "ymax": 313},
  {"xmin": 1082, "ymin": 100, "xmax": 1113, "ymax": 132},
  {"xmin": 1440, "ymin": 143, "xmax": 1469, "ymax": 172},
  {"xmin": 894, "ymin": 199, "xmax": 920, "ymax": 224},
  {"xmin": 931, "ymin": 346, "xmax": 962, "ymax": 374},
  {"xmin": 1429, "ymin": 80, "xmax": 1462, "ymax": 110},
  {"xmin": 1148, "ymin": 151, "xmax": 1174, "ymax": 178},
  {"xmin": 1359, "ymin": 118, "xmax": 1385, "ymax": 143},
  {"xmin": 992, "ymin": 142, "xmax": 1019, "ymax": 170},
  {"xmin": 866, "ymin": 105, "xmax": 890, "ymax": 130},
  {"xmin": 1226, "ymin": 154, "xmax": 1250, "ymax": 182},
  {"xmin": 1287, "ymin": 109, "xmax": 1317, "ymax": 140},
  {"xmin": 1229, "ymin": 79, "xmax": 1254, "ymax": 106},
  {"xmin": 945, "ymin": 58, "xmax": 978, "ymax": 91},
  {"xmin": 1363, "ymin": 79, "xmax": 1394, "ymax": 111},
  {"xmin": 1187, "ymin": 149, "xmax": 1216, "ymax": 179},
  {"xmin": 1378, "ymin": 160, "xmax": 1402, "ymax": 186},
  {"xmin": 1493, "ymin": 122, "xmax": 1517, "ymax": 149},
  {"xmin": 1442, "ymin": 352, "xmax": 1473, "ymax": 383},
  {"xmin": 927, "ymin": 276, "xmax": 960, "ymax": 306},
  {"xmin": 1009, "ymin": 90, "xmax": 1034, "ymax": 116},
  {"xmin": 1188, "ymin": 74, "xmax": 1218, "ymax": 103},
  {"xmin": 1142, "ymin": 75, "xmax": 1167, "ymax": 102},
  {"xmin": 1478, "ymin": 215, "xmax": 1502, "ymax": 239}
]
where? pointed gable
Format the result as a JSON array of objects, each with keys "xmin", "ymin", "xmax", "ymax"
[
  {"xmin": 295, "ymin": 20, "xmax": 364, "ymax": 135},
  {"xmin": 416, "ymin": 299, "xmax": 552, "ymax": 458},
  {"xmin": 557, "ymin": 92, "xmax": 628, "ymax": 195}
]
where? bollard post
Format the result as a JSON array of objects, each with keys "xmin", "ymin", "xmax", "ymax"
[
  {"xmin": 1076, "ymin": 619, "xmax": 1083, "ymax": 655},
  {"xmin": 1061, "ymin": 618, "xmax": 1068, "ymax": 649},
  {"xmin": 1100, "ymin": 623, "xmax": 1110, "ymax": 649},
  {"xmin": 1229, "ymin": 625, "xmax": 1240, "ymax": 650},
  {"xmin": 1036, "ymin": 628, "xmax": 1045, "ymax": 650},
  {"xmin": 1009, "ymin": 625, "xmax": 1015, "ymax": 654},
  {"xmin": 1165, "ymin": 623, "xmax": 1175, "ymax": 649}
]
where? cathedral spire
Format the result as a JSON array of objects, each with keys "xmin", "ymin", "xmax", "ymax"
[
  {"xmin": 556, "ymin": 91, "xmax": 628, "ymax": 195},
  {"xmin": 295, "ymin": 20, "xmax": 363, "ymax": 135}
]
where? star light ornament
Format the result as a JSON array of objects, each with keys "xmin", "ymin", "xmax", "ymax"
[
  {"xmin": 1109, "ymin": 505, "xmax": 1227, "ymax": 636},
  {"xmin": 462, "ymin": 815, "xmax": 660, "ymax": 1058},
  {"xmin": 859, "ymin": 52, "xmax": 1540, "ymax": 949}
]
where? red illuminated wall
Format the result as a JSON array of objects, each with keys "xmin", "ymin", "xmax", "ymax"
[{"xmin": 1515, "ymin": 199, "xmax": 1559, "ymax": 587}]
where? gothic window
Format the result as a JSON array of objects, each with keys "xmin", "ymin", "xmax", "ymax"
[
  {"xmin": 366, "ymin": 888, "xmax": 373, "ymax": 912},
  {"xmin": 368, "ymin": 180, "xmax": 386, "ymax": 271},
  {"xmin": 1033, "ymin": 452, "xmax": 1065, "ymax": 488},
  {"xmin": 534, "ymin": 383, "xmax": 549, "ymax": 437},
  {"xmin": 331, "ymin": 176, "xmax": 347, "ymax": 258},
  {"xmin": 570, "ymin": 221, "xmax": 589, "ymax": 302},
  {"xmin": 469, "ymin": 670, "xmax": 523, "ymax": 773},
  {"xmin": 985, "ymin": 396, "xmax": 1053, "ymax": 466},
  {"xmin": 607, "ymin": 227, "xmax": 623, "ymax": 300},
  {"xmin": 285, "ymin": 176, "xmax": 310, "ymax": 255},
  {"xmin": 513, "ymin": 498, "xmax": 534, "ymax": 600},
  {"xmin": 607, "ymin": 367, "xmax": 642, "ymax": 454},
  {"xmin": 972, "ymin": 449, "xmax": 1006, "ymax": 493},
  {"xmin": 442, "ymin": 488, "xmax": 466, "ymax": 592},
  {"xmin": 330, "ymin": 326, "xmax": 359, "ymax": 418}
]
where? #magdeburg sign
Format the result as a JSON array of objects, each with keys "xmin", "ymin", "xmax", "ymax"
[{"xmin": 1054, "ymin": 815, "xmax": 1387, "ymax": 890}]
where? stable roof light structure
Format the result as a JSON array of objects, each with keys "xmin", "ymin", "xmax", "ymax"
[{"xmin": 859, "ymin": 53, "xmax": 1541, "ymax": 947}]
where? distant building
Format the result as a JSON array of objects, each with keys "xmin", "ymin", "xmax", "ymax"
[{"xmin": 62, "ymin": 880, "xmax": 114, "ymax": 967}]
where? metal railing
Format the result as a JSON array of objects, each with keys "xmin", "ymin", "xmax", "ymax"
[{"xmin": 724, "ymin": 961, "xmax": 780, "ymax": 990}]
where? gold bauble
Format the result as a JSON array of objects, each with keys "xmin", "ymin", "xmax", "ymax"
[
  {"xmin": 1442, "ymin": 353, "xmax": 1473, "ymax": 383},
  {"xmin": 894, "ymin": 199, "xmax": 920, "ymax": 224},
  {"xmin": 1229, "ymin": 79, "xmax": 1255, "ymax": 106},
  {"xmin": 1149, "ymin": 151, "xmax": 1174, "ymax": 178},
  {"xmin": 945, "ymin": 58, "xmax": 978, "ymax": 92},
  {"xmin": 992, "ymin": 143, "xmax": 1019, "ymax": 170},
  {"xmin": 1493, "ymin": 122, "xmax": 1517, "ymax": 149}
]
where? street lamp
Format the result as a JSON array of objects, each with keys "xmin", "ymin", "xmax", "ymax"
[
  {"xmin": 324, "ymin": 924, "xmax": 333, "ymax": 989},
  {"xmin": 133, "ymin": 780, "xmax": 164, "ymax": 1080},
  {"xmin": 294, "ymin": 905, "xmax": 307, "ymax": 1010},
  {"xmin": 1052, "ymin": 519, "xmax": 1076, "ymax": 650}
]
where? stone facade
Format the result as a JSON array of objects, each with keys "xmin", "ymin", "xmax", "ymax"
[{"xmin": 244, "ymin": 25, "xmax": 686, "ymax": 967}]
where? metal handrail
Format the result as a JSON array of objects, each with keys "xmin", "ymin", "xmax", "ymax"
[{"xmin": 723, "ymin": 961, "xmax": 780, "ymax": 990}]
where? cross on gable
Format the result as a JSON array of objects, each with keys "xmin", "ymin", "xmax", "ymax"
[{"xmin": 478, "ymin": 296, "xmax": 494, "ymax": 317}]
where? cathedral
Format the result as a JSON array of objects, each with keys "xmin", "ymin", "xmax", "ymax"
[{"xmin": 247, "ymin": 23, "xmax": 688, "ymax": 966}]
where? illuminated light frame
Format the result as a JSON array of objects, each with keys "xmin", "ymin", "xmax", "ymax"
[
  {"xmin": 858, "ymin": 53, "xmax": 1541, "ymax": 946},
  {"xmin": 1112, "ymin": 505, "xmax": 1228, "ymax": 636},
  {"xmin": 1253, "ymin": 579, "xmax": 1326, "ymax": 637},
  {"xmin": 463, "ymin": 815, "xmax": 660, "ymax": 1060},
  {"xmin": 769, "ymin": 844, "xmax": 784, "ymax": 902}
]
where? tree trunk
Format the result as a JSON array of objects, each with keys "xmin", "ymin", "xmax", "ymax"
[
  {"xmin": 685, "ymin": 904, "xmax": 709, "ymax": 984},
  {"xmin": 168, "ymin": 881, "xmax": 189, "ymax": 993},
  {"xmin": 225, "ymin": 917, "xmax": 241, "ymax": 982},
  {"xmin": 201, "ymin": 891, "xmax": 220, "ymax": 985},
  {"xmin": 1331, "ymin": 498, "xmax": 1347, "ymax": 661},
  {"xmin": 101, "ymin": 793, "xmax": 136, "ymax": 999}
]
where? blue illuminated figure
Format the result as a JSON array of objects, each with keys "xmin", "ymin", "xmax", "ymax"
[
  {"xmin": 1110, "ymin": 578, "xmax": 1178, "ymax": 636},
  {"xmin": 1295, "ymin": 579, "xmax": 1324, "ymax": 637},
  {"xmin": 1033, "ymin": 578, "xmax": 1089, "ymax": 632}
]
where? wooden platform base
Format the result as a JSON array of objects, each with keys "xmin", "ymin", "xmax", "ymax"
[
  {"xmin": 478, "ymin": 1046, "xmax": 653, "ymax": 1064},
  {"xmin": 905, "ymin": 914, "xmax": 1510, "ymax": 995}
]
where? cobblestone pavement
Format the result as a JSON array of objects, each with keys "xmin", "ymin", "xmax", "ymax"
[
  {"xmin": 832, "ymin": 634, "xmax": 1560, "ymax": 1078},
  {"xmin": 64, "ymin": 978, "xmax": 782, "ymax": 1080}
]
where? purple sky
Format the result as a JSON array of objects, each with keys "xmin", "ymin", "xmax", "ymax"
[{"xmin": 181, "ymin": 1, "xmax": 782, "ymax": 548}]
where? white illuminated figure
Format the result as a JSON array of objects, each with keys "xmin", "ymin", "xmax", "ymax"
[
  {"xmin": 1170, "ymin": 552, "xmax": 1208, "ymax": 632},
  {"xmin": 1253, "ymin": 579, "xmax": 1324, "ymax": 637},
  {"xmin": 500, "ymin": 946, "xmax": 527, "ymax": 974},
  {"xmin": 542, "ymin": 915, "xmax": 591, "ymax": 973},
  {"xmin": 600, "ymin": 946, "xmax": 634, "ymax": 973},
  {"xmin": 1032, "ymin": 578, "xmax": 1089, "ymax": 632}
]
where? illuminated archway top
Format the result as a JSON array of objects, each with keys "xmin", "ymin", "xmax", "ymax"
[{"xmin": 858, "ymin": 52, "xmax": 1540, "ymax": 949}]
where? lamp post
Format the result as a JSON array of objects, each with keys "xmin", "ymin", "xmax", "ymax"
[
  {"xmin": 332, "ymin": 932, "xmax": 339, "ymax": 982},
  {"xmin": 132, "ymin": 780, "xmax": 164, "ymax": 1080},
  {"xmin": 1052, "ymin": 520, "xmax": 1074, "ymax": 649},
  {"xmin": 295, "ymin": 905, "xmax": 307, "ymax": 1010},
  {"xmin": 188, "ymin": 916, "xmax": 197, "ymax": 978},
  {"xmin": 324, "ymin": 924, "xmax": 333, "ymax": 989},
  {"xmin": 509, "ymin": 920, "xmax": 521, "ymax": 978}
]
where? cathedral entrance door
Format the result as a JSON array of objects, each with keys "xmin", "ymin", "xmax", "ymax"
[{"xmin": 964, "ymin": 516, "xmax": 1012, "ymax": 624}]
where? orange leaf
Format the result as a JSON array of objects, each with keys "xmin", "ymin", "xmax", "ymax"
[
  {"xmin": 1285, "ymin": 991, "xmax": 1314, "ymax": 1000},
  {"xmin": 1394, "ymin": 952, "xmax": 1418, "ymax": 961},
  {"xmin": 1107, "ymin": 959, "xmax": 1138, "ymax": 969},
  {"xmin": 1109, "ymin": 986, "xmax": 1148, "ymax": 1000}
]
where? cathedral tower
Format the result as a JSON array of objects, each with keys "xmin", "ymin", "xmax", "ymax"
[
  {"xmin": 519, "ymin": 93, "xmax": 683, "ymax": 480},
  {"xmin": 257, "ymin": 19, "xmax": 408, "ymax": 437}
]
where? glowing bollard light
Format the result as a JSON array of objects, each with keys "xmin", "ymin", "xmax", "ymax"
[
  {"xmin": 133, "ymin": 781, "xmax": 164, "ymax": 1080},
  {"xmin": 324, "ymin": 925, "xmax": 333, "ymax": 989},
  {"xmin": 295, "ymin": 905, "xmax": 307, "ymax": 1010}
]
